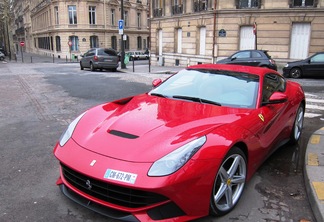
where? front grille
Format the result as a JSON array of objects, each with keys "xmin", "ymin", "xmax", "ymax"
[{"xmin": 61, "ymin": 163, "xmax": 168, "ymax": 208}]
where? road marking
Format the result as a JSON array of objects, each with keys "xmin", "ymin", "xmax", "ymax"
[
  {"xmin": 307, "ymin": 153, "xmax": 319, "ymax": 166},
  {"xmin": 312, "ymin": 182, "xmax": 324, "ymax": 200},
  {"xmin": 305, "ymin": 94, "xmax": 324, "ymax": 118},
  {"xmin": 306, "ymin": 104, "xmax": 324, "ymax": 111},
  {"xmin": 310, "ymin": 135, "xmax": 321, "ymax": 144}
]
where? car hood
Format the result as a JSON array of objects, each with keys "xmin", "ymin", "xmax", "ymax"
[
  {"xmin": 72, "ymin": 94, "xmax": 252, "ymax": 162},
  {"xmin": 287, "ymin": 59, "xmax": 307, "ymax": 66},
  {"xmin": 216, "ymin": 58, "xmax": 230, "ymax": 64}
]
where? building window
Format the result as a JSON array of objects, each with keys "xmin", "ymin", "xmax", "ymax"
[
  {"xmin": 89, "ymin": 6, "xmax": 96, "ymax": 25},
  {"xmin": 124, "ymin": 11, "xmax": 128, "ymax": 27},
  {"xmin": 137, "ymin": 36, "xmax": 142, "ymax": 49},
  {"xmin": 236, "ymin": 0, "xmax": 261, "ymax": 9},
  {"xmin": 193, "ymin": 0, "xmax": 208, "ymax": 12},
  {"xmin": 68, "ymin": 5, "xmax": 77, "ymax": 24},
  {"xmin": 137, "ymin": 13, "xmax": 141, "ymax": 28},
  {"xmin": 90, "ymin": 36, "xmax": 99, "ymax": 48},
  {"xmin": 176, "ymin": 28, "xmax": 182, "ymax": 53},
  {"xmin": 199, "ymin": 27, "xmax": 206, "ymax": 55},
  {"xmin": 111, "ymin": 36, "xmax": 117, "ymax": 50},
  {"xmin": 54, "ymin": 6, "xmax": 59, "ymax": 25},
  {"xmin": 172, "ymin": 0, "xmax": 183, "ymax": 15},
  {"xmin": 37, "ymin": 36, "xmax": 51, "ymax": 50},
  {"xmin": 55, "ymin": 36, "xmax": 61, "ymax": 51},
  {"xmin": 143, "ymin": 39, "xmax": 147, "ymax": 50},
  {"xmin": 111, "ymin": 9, "xmax": 115, "ymax": 26},
  {"xmin": 153, "ymin": 0, "xmax": 163, "ymax": 17},
  {"xmin": 290, "ymin": 0, "xmax": 317, "ymax": 7},
  {"xmin": 125, "ymin": 36, "xmax": 130, "ymax": 50},
  {"xmin": 69, "ymin": 36, "xmax": 79, "ymax": 51}
]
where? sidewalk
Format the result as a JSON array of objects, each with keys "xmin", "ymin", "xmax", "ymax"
[
  {"xmin": 4, "ymin": 51, "xmax": 324, "ymax": 221},
  {"xmin": 304, "ymin": 127, "xmax": 324, "ymax": 222}
]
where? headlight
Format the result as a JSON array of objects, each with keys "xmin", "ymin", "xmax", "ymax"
[
  {"xmin": 148, "ymin": 136, "xmax": 207, "ymax": 176},
  {"xmin": 59, "ymin": 112, "xmax": 87, "ymax": 147},
  {"xmin": 284, "ymin": 64, "xmax": 289, "ymax": 68}
]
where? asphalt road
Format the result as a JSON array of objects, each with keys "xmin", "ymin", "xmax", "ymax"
[{"xmin": 1, "ymin": 62, "xmax": 323, "ymax": 222}]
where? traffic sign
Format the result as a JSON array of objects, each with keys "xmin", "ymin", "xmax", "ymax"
[
  {"xmin": 118, "ymin": 20, "xmax": 124, "ymax": 35},
  {"xmin": 68, "ymin": 41, "xmax": 72, "ymax": 46},
  {"xmin": 20, "ymin": 41, "xmax": 25, "ymax": 47},
  {"xmin": 118, "ymin": 20, "xmax": 124, "ymax": 29}
]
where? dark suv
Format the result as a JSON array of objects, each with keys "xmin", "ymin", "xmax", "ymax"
[
  {"xmin": 217, "ymin": 50, "xmax": 277, "ymax": 71},
  {"xmin": 80, "ymin": 48, "xmax": 119, "ymax": 72}
]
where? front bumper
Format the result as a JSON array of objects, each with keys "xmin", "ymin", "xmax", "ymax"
[{"xmin": 54, "ymin": 139, "xmax": 220, "ymax": 221}]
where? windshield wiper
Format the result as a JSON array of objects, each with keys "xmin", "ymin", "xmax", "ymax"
[
  {"xmin": 173, "ymin": 95, "xmax": 221, "ymax": 106},
  {"xmin": 150, "ymin": 93, "xmax": 167, "ymax": 98}
]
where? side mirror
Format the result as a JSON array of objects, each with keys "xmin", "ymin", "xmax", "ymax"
[
  {"xmin": 231, "ymin": 57, "xmax": 237, "ymax": 61},
  {"xmin": 80, "ymin": 54, "xmax": 84, "ymax": 58},
  {"xmin": 152, "ymin": 78, "xmax": 163, "ymax": 87},
  {"xmin": 262, "ymin": 92, "xmax": 288, "ymax": 105}
]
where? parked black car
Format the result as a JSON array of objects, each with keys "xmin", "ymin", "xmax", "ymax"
[
  {"xmin": 217, "ymin": 50, "xmax": 277, "ymax": 71},
  {"xmin": 80, "ymin": 48, "xmax": 119, "ymax": 72},
  {"xmin": 282, "ymin": 52, "xmax": 324, "ymax": 78}
]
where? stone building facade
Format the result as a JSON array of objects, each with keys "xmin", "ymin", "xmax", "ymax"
[
  {"xmin": 150, "ymin": 0, "xmax": 324, "ymax": 67},
  {"xmin": 13, "ymin": 0, "xmax": 149, "ymax": 60}
]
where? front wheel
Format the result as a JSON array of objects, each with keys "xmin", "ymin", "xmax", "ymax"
[
  {"xmin": 290, "ymin": 104, "xmax": 304, "ymax": 144},
  {"xmin": 210, "ymin": 147, "xmax": 247, "ymax": 216},
  {"xmin": 290, "ymin": 67, "xmax": 302, "ymax": 79}
]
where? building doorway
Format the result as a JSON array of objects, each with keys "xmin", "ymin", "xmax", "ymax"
[{"xmin": 290, "ymin": 23, "xmax": 311, "ymax": 59}]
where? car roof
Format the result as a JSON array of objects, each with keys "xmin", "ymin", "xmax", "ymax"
[{"xmin": 187, "ymin": 64, "xmax": 278, "ymax": 78}]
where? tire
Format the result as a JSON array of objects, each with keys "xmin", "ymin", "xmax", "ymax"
[
  {"xmin": 90, "ymin": 62, "xmax": 95, "ymax": 71},
  {"xmin": 80, "ymin": 62, "xmax": 84, "ymax": 70},
  {"xmin": 290, "ymin": 104, "xmax": 304, "ymax": 144},
  {"xmin": 210, "ymin": 147, "xmax": 247, "ymax": 216},
  {"xmin": 290, "ymin": 67, "xmax": 302, "ymax": 79}
]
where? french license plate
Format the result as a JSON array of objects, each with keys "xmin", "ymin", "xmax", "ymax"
[{"xmin": 104, "ymin": 169, "xmax": 137, "ymax": 184}]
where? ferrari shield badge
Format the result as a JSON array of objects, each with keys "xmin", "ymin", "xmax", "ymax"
[{"xmin": 258, "ymin": 114, "xmax": 265, "ymax": 122}]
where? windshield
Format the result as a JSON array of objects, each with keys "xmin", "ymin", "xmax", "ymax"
[{"xmin": 149, "ymin": 69, "xmax": 259, "ymax": 109}]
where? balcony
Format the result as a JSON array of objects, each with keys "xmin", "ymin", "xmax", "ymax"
[
  {"xmin": 194, "ymin": 1, "xmax": 208, "ymax": 12},
  {"xmin": 289, "ymin": 0, "xmax": 317, "ymax": 8},
  {"xmin": 172, "ymin": 4, "xmax": 183, "ymax": 15},
  {"xmin": 153, "ymin": 8, "xmax": 163, "ymax": 17},
  {"xmin": 15, "ymin": 27, "xmax": 25, "ymax": 35},
  {"xmin": 237, "ymin": 0, "xmax": 261, "ymax": 9}
]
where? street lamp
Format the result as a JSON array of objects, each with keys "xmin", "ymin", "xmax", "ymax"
[{"xmin": 120, "ymin": 0, "xmax": 126, "ymax": 69}]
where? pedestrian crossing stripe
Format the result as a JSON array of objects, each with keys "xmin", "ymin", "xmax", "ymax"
[{"xmin": 305, "ymin": 94, "xmax": 324, "ymax": 119}]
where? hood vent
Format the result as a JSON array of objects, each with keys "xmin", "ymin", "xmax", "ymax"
[{"xmin": 108, "ymin": 130, "xmax": 139, "ymax": 139}]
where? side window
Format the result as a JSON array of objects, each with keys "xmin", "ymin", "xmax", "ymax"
[
  {"xmin": 262, "ymin": 74, "xmax": 286, "ymax": 103},
  {"xmin": 234, "ymin": 51, "xmax": 250, "ymax": 59},
  {"xmin": 310, "ymin": 53, "xmax": 324, "ymax": 63},
  {"xmin": 97, "ymin": 49, "xmax": 104, "ymax": 55},
  {"xmin": 251, "ymin": 51, "xmax": 262, "ymax": 58},
  {"xmin": 103, "ymin": 49, "xmax": 117, "ymax": 56}
]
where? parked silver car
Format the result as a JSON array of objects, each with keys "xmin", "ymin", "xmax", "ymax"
[
  {"xmin": 126, "ymin": 51, "xmax": 149, "ymax": 61},
  {"xmin": 80, "ymin": 48, "xmax": 119, "ymax": 72}
]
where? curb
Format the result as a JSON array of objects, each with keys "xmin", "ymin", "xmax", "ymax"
[{"xmin": 304, "ymin": 127, "xmax": 324, "ymax": 222}]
